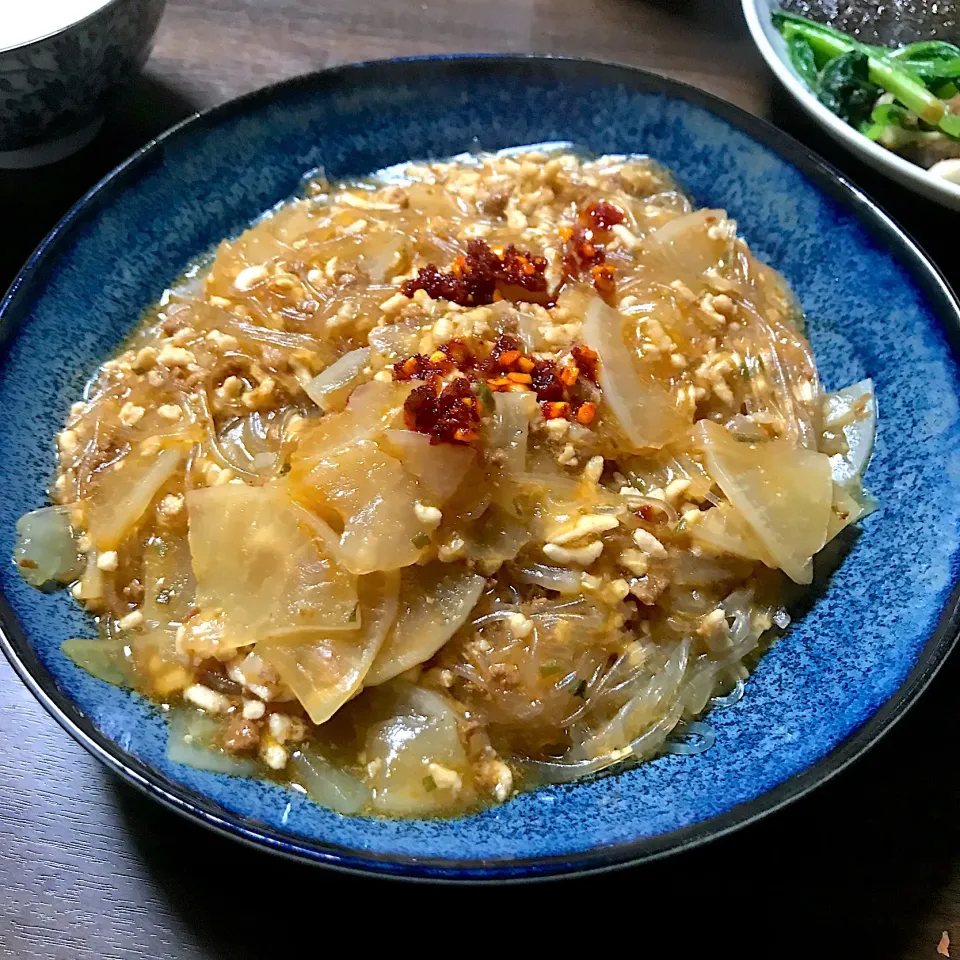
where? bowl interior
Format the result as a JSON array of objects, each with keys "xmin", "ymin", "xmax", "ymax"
[
  {"xmin": 1, "ymin": 57, "xmax": 959, "ymax": 879},
  {"xmin": 1, "ymin": 0, "xmax": 116, "ymax": 52}
]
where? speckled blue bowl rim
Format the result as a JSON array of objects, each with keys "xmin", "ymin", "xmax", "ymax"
[{"xmin": 1, "ymin": 55, "xmax": 959, "ymax": 883}]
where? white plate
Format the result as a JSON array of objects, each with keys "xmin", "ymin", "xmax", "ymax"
[{"xmin": 742, "ymin": 0, "xmax": 960, "ymax": 211}]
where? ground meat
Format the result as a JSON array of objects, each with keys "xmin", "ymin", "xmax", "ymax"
[
  {"xmin": 478, "ymin": 192, "xmax": 510, "ymax": 218},
  {"xmin": 199, "ymin": 662, "xmax": 243, "ymax": 696},
  {"xmin": 222, "ymin": 715, "xmax": 261, "ymax": 754}
]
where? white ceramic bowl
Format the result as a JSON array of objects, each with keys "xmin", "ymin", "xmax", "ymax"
[{"xmin": 742, "ymin": 0, "xmax": 960, "ymax": 211}]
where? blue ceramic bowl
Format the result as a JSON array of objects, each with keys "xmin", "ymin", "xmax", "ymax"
[{"xmin": 1, "ymin": 56, "xmax": 959, "ymax": 881}]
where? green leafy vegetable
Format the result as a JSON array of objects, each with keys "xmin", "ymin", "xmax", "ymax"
[
  {"xmin": 772, "ymin": 8, "xmax": 960, "ymax": 140},
  {"xmin": 934, "ymin": 81, "xmax": 959, "ymax": 100},
  {"xmin": 787, "ymin": 34, "xmax": 819, "ymax": 88},
  {"xmin": 818, "ymin": 52, "xmax": 880, "ymax": 126},
  {"xmin": 888, "ymin": 42, "xmax": 960, "ymax": 81}
]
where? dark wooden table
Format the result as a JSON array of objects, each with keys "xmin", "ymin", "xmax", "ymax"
[{"xmin": 1, "ymin": 2, "xmax": 958, "ymax": 956}]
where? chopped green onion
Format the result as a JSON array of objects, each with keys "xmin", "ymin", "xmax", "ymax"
[
  {"xmin": 411, "ymin": 532, "xmax": 431, "ymax": 549},
  {"xmin": 475, "ymin": 380, "xmax": 495, "ymax": 412}
]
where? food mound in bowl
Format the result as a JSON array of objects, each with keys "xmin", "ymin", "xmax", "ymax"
[{"xmin": 14, "ymin": 147, "xmax": 875, "ymax": 818}]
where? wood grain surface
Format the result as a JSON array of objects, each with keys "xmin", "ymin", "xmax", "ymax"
[{"xmin": 1, "ymin": 2, "xmax": 957, "ymax": 957}]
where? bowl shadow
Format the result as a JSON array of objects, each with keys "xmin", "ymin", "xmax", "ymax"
[{"xmin": 0, "ymin": 71, "xmax": 199, "ymax": 294}]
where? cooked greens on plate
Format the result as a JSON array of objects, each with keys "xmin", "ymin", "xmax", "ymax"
[{"xmin": 774, "ymin": 8, "xmax": 960, "ymax": 180}]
